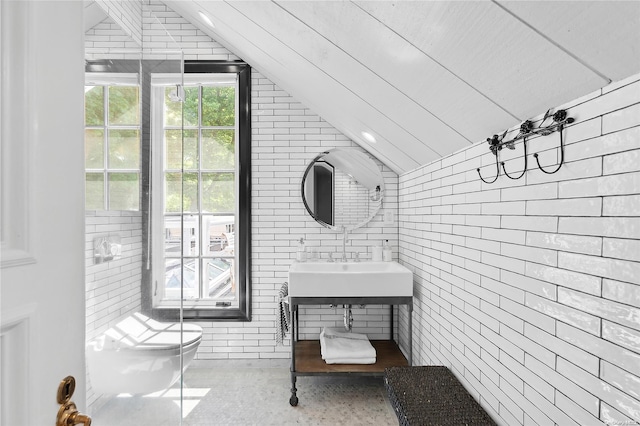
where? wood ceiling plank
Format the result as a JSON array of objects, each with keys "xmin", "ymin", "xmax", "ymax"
[
  {"xmin": 498, "ymin": 0, "xmax": 640, "ymax": 82},
  {"xmin": 356, "ymin": 0, "xmax": 609, "ymax": 120},
  {"xmin": 277, "ymin": 0, "xmax": 518, "ymax": 144},
  {"xmin": 165, "ymin": 0, "xmax": 640, "ymax": 173}
]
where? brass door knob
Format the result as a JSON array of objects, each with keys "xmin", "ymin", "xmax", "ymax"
[
  {"xmin": 56, "ymin": 376, "xmax": 91, "ymax": 426},
  {"xmin": 57, "ymin": 402, "xmax": 91, "ymax": 426}
]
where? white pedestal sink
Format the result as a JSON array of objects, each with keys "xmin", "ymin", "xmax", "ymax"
[{"xmin": 288, "ymin": 261, "xmax": 413, "ymax": 298}]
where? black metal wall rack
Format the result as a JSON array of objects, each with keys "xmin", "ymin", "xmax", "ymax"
[{"xmin": 477, "ymin": 109, "xmax": 574, "ymax": 183}]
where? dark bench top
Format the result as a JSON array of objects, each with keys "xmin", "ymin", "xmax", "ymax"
[{"xmin": 384, "ymin": 366, "xmax": 497, "ymax": 426}]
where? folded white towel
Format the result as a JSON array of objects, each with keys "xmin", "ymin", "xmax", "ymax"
[
  {"xmin": 323, "ymin": 357, "xmax": 377, "ymax": 365},
  {"xmin": 322, "ymin": 327, "xmax": 370, "ymax": 341},
  {"xmin": 320, "ymin": 327, "xmax": 376, "ymax": 363}
]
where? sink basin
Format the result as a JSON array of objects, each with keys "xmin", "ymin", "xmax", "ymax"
[{"xmin": 288, "ymin": 261, "xmax": 413, "ymax": 297}]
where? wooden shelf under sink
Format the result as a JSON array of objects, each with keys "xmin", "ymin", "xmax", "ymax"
[
  {"xmin": 287, "ymin": 297, "xmax": 413, "ymax": 405},
  {"xmin": 293, "ymin": 340, "xmax": 409, "ymax": 374}
]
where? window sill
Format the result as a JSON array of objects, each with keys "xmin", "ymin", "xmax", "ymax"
[{"xmin": 151, "ymin": 305, "xmax": 250, "ymax": 322}]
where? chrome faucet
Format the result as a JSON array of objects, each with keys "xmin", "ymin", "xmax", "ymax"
[{"xmin": 341, "ymin": 226, "xmax": 348, "ymax": 262}]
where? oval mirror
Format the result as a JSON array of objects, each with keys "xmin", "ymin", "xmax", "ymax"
[{"xmin": 301, "ymin": 148, "xmax": 384, "ymax": 231}]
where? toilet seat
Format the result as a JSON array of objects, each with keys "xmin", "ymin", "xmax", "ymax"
[
  {"xmin": 102, "ymin": 313, "xmax": 203, "ymax": 351},
  {"xmin": 127, "ymin": 324, "xmax": 202, "ymax": 351}
]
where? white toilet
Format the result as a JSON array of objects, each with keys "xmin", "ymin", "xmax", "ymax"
[{"xmin": 86, "ymin": 312, "xmax": 203, "ymax": 395}]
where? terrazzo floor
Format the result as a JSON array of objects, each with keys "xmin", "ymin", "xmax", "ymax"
[{"xmin": 91, "ymin": 360, "xmax": 398, "ymax": 425}]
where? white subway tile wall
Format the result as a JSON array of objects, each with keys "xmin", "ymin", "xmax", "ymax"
[
  {"xmin": 85, "ymin": 211, "xmax": 143, "ymax": 340},
  {"xmin": 399, "ymin": 75, "xmax": 640, "ymax": 425},
  {"xmin": 85, "ymin": 210, "xmax": 143, "ymax": 409},
  {"xmin": 84, "ymin": 1, "xmax": 400, "ymax": 367}
]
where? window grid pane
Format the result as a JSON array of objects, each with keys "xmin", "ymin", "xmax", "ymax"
[
  {"xmin": 202, "ymin": 258, "xmax": 233, "ymax": 300},
  {"xmin": 84, "ymin": 85, "xmax": 104, "ymax": 127},
  {"xmin": 202, "ymin": 85, "xmax": 235, "ymax": 127},
  {"xmin": 109, "ymin": 86, "xmax": 140, "ymax": 126},
  {"xmin": 85, "ymin": 173, "xmax": 105, "ymax": 210},
  {"xmin": 201, "ymin": 172, "xmax": 235, "ymax": 213},
  {"xmin": 85, "ymin": 129, "xmax": 105, "ymax": 169},
  {"xmin": 108, "ymin": 129, "xmax": 140, "ymax": 170},
  {"xmin": 201, "ymin": 129, "xmax": 235, "ymax": 169},
  {"xmin": 165, "ymin": 129, "xmax": 198, "ymax": 170},
  {"xmin": 108, "ymin": 172, "xmax": 139, "ymax": 211},
  {"xmin": 163, "ymin": 258, "xmax": 200, "ymax": 300},
  {"xmin": 163, "ymin": 87, "xmax": 183, "ymax": 127}
]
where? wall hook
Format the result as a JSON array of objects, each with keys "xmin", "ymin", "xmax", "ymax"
[
  {"xmin": 477, "ymin": 133, "xmax": 504, "ymax": 184},
  {"xmin": 501, "ymin": 136, "xmax": 528, "ymax": 180},
  {"xmin": 477, "ymin": 156, "xmax": 500, "ymax": 184},
  {"xmin": 478, "ymin": 110, "xmax": 574, "ymax": 183},
  {"xmin": 533, "ymin": 127, "xmax": 565, "ymax": 174},
  {"xmin": 532, "ymin": 110, "xmax": 574, "ymax": 175}
]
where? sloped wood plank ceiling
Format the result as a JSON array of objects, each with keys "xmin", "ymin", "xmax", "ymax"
[{"xmin": 108, "ymin": 1, "xmax": 640, "ymax": 174}]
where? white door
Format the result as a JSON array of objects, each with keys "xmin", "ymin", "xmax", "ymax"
[{"xmin": 1, "ymin": 1, "xmax": 86, "ymax": 425}]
